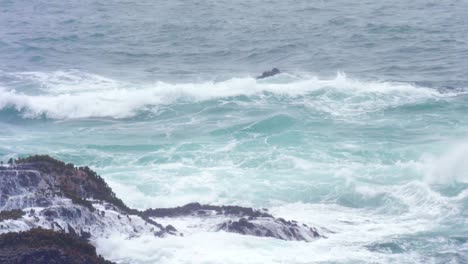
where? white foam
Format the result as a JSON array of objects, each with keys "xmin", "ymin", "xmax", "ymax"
[
  {"xmin": 96, "ymin": 231, "xmax": 398, "ymax": 264},
  {"xmin": 95, "ymin": 201, "xmax": 427, "ymax": 264},
  {"xmin": 0, "ymin": 70, "xmax": 449, "ymax": 119},
  {"xmin": 92, "ymin": 174, "xmax": 467, "ymax": 264}
]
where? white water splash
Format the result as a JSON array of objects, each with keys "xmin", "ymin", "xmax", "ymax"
[{"xmin": 424, "ymin": 140, "xmax": 468, "ymax": 184}]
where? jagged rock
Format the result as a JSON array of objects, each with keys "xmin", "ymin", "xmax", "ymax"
[
  {"xmin": 145, "ymin": 203, "xmax": 322, "ymax": 241},
  {"xmin": 218, "ymin": 217, "xmax": 321, "ymax": 241},
  {"xmin": 14, "ymin": 155, "xmax": 133, "ymax": 213},
  {"xmin": 0, "ymin": 156, "xmax": 169, "ymax": 240}
]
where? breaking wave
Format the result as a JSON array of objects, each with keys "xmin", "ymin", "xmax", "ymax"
[{"xmin": 0, "ymin": 70, "xmax": 453, "ymax": 119}]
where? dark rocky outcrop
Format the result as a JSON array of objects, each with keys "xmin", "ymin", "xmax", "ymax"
[
  {"xmin": 144, "ymin": 202, "xmax": 322, "ymax": 242},
  {"xmin": 0, "ymin": 228, "xmax": 114, "ymax": 264},
  {"xmin": 143, "ymin": 202, "xmax": 272, "ymax": 218},
  {"xmin": 256, "ymin": 68, "xmax": 281, "ymax": 79}
]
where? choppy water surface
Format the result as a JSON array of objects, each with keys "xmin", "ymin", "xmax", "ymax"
[{"xmin": 1, "ymin": 0, "xmax": 467, "ymax": 263}]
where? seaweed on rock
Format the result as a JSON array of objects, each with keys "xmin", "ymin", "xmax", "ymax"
[{"xmin": 0, "ymin": 210, "xmax": 25, "ymax": 222}]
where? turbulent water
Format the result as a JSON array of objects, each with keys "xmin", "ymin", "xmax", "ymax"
[{"xmin": 1, "ymin": 0, "xmax": 468, "ymax": 263}]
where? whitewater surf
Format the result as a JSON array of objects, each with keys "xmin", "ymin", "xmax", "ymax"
[{"xmin": 1, "ymin": 0, "xmax": 467, "ymax": 263}]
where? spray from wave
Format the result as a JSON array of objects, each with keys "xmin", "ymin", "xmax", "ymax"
[{"xmin": 423, "ymin": 140, "xmax": 468, "ymax": 184}]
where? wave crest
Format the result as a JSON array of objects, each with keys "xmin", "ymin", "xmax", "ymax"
[{"xmin": 0, "ymin": 70, "xmax": 450, "ymax": 119}]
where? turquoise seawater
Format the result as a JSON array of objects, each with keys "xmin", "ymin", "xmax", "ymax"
[{"xmin": 1, "ymin": 1, "xmax": 467, "ymax": 263}]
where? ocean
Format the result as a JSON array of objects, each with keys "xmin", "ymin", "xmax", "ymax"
[{"xmin": 1, "ymin": 0, "xmax": 467, "ymax": 263}]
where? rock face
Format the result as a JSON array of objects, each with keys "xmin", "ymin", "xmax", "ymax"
[
  {"xmin": 8, "ymin": 155, "xmax": 132, "ymax": 213},
  {"xmin": 0, "ymin": 156, "xmax": 171, "ymax": 240},
  {"xmin": 0, "ymin": 155, "xmax": 322, "ymax": 262},
  {"xmin": 0, "ymin": 228, "xmax": 114, "ymax": 264}
]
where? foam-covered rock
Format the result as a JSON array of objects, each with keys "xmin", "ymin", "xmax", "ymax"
[
  {"xmin": 145, "ymin": 202, "xmax": 322, "ymax": 241},
  {"xmin": 0, "ymin": 157, "xmax": 170, "ymax": 240}
]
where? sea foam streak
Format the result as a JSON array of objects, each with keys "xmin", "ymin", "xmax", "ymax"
[{"xmin": 0, "ymin": 70, "xmax": 448, "ymax": 119}]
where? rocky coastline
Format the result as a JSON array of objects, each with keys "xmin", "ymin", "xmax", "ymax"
[{"xmin": 0, "ymin": 155, "xmax": 322, "ymax": 263}]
